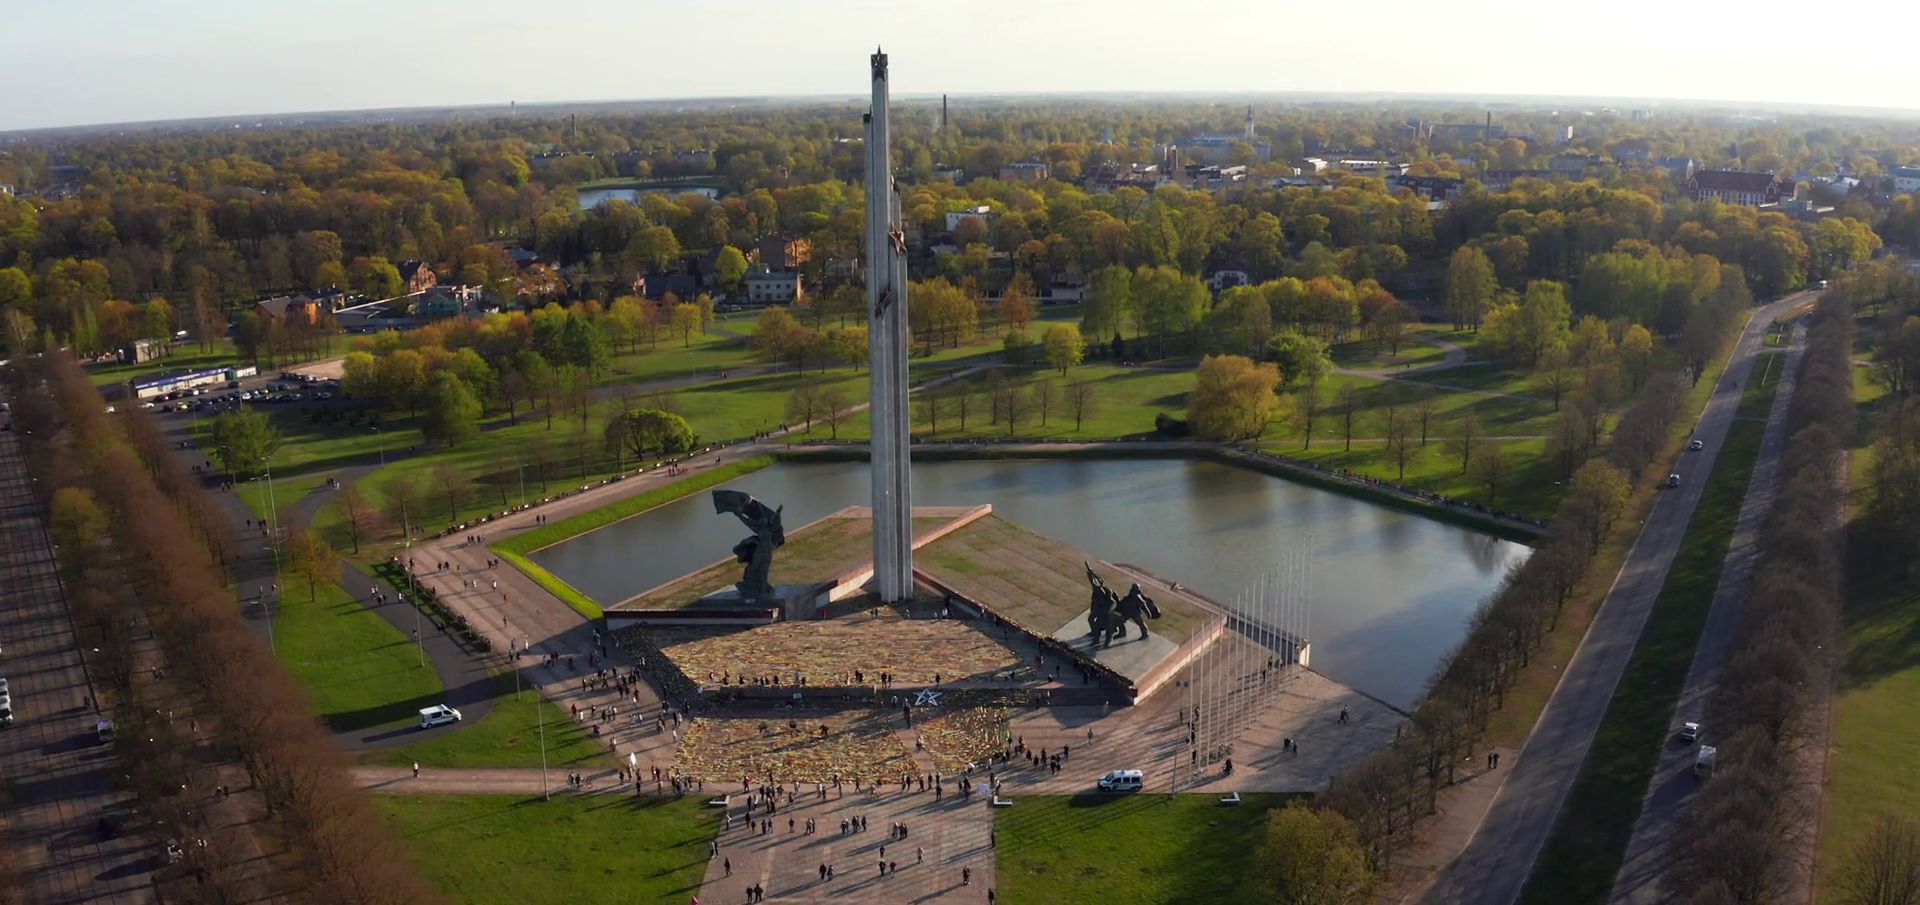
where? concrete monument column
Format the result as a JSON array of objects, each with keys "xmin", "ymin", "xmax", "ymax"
[{"xmin": 865, "ymin": 50, "xmax": 913, "ymax": 602}]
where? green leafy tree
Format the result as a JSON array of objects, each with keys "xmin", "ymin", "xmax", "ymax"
[
  {"xmin": 1043, "ymin": 323, "xmax": 1086, "ymax": 375},
  {"xmin": 421, "ymin": 372, "xmax": 482, "ymax": 447},
  {"xmin": 608, "ymin": 409, "xmax": 697, "ymax": 459},
  {"xmin": 208, "ymin": 409, "xmax": 281, "ymax": 477},
  {"xmin": 1003, "ymin": 329, "xmax": 1039, "ymax": 367},
  {"xmin": 285, "ymin": 528, "xmax": 340, "ymax": 601},
  {"xmin": 670, "ymin": 302, "xmax": 701, "ymax": 347},
  {"xmin": 1187, "ymin": 354, "xmax": 1280, "ymax": 440},
  {"xmin": 715, "ymin": 246, "xmax": 749, "ymax": 293},
  {"xmin": 1267, "ymin": 330, "xmax": 1331, "ymax": 386},
  {"xmin": 1445, "ymin": 246, "xmax": 1497, "ymax": 330},
  {"xmin": 1255, "ymin": 803, "xmax": 1372, "ymax": 905}
]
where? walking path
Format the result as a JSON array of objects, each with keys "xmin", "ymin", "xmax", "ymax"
[
  {"xmin": 1335, "ymin": 336, "xmax": 1471, "ymax": 379},
  {"xmin": 1416, "ymin": 291, "xmax": 1812, "ymax": 905},
  {"xmin": 1607, "ymin": 324, "xmax": 1805, "ymax": 904}
]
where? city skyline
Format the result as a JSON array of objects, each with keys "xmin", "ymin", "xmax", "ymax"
[{"xmin": 5, "ymin": 0, "xmax": 1915, "ymax": 132}]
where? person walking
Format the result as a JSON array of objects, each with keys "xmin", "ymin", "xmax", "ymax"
[
  {"xmin": 963, "ymin": 866, "xmax": 972, "ymax": 886},
  {"xmin": 411, "ymin": 762, "xmax": 420, "ymax": 779},
  {"xmin": 723, "ymin": 858, "xmax": 731, "ymax": 877}
]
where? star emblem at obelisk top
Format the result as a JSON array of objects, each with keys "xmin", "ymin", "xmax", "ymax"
[{"xmin": 913, "ymin": 689, "xmax": 943, "ymax": 707}]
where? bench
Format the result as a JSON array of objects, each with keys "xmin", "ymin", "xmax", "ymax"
[
  {"xmin": 990, "ymin": 796, "xmax": 1014, "ymax": 808},
  {"xmin": 1219, "ymin": 792, "xmax": 1241, "ymax": 805},
  {"xmin": 706, "ymin": 795, "xmax": 731, "ymax": 808}
]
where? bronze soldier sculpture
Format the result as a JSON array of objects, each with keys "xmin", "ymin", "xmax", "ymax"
[{"xmin": 713, "ymin": 490, "xmax": 785, "ymax": 599}]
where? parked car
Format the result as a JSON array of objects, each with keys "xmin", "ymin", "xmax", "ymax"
[
  {"xmin": 1688, "ymin": 439, "xmax": 1705, "ymax": 451},
  {"xmin": 96, "ymin": 719, "xmax": 115, "ymax": 744},
  {"xmin": 1694, "ymin": 745, "xmax": 1717, "ymax": 778},
  {"xmin": 1665, "ymin": 474, "xmax": 1682, "ymax": 488},
  {"xmin": 1096, "ymin": 769, "xmax": 1144, "ymax": 792},
  {"xmin": 418, "ymin": 705, "xmax": 462, "ymax": 729},
  {"xmin": 1679, "ymin": 721, "xmax": 1699, "ymax": 744}
]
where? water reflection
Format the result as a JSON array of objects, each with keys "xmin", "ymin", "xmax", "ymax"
[{"xmin": 529, "ymin": 458, "xmax": 1531, "ymax": 708}]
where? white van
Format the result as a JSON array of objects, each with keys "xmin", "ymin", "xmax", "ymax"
[
  {"xmin": 1096, "ymin": 769, "xmax": 1144, "ymax": 792},
  {"xmin": 418, "ymin": 705, "xmax": 462, "ymax": 729},
  {"xmin": 1693, "ymin": 745, "xmax": 1717, "ymax": 779}
]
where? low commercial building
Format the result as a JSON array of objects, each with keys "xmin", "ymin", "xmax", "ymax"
[
  {"xmin": 997, "ymin": 160, "xmax": 1052, "ymax": 183},
  {"xmin": 945, "ymin": 206, "xmax": 996, "ymax": 232},
  {"xmin": 744, "ymin": 270, "xmax": 804, "ymax": 305},
  {"xmin": 1688, "ymin": 169, "xmax": 1792, "ymax": 206},
  {"xmin": 1893, "ymin": 166, "xmax": 1920, "ymax": 194}
]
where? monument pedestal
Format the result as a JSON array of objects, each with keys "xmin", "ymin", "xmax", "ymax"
[{"xmin": 697, "ymin": 582, "xmax": 834, "ymax": 621}]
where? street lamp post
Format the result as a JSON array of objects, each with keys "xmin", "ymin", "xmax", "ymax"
[
  {"xmin": 402, "ymin": 499, "xmax": 422, "ymax": 668},
  {"xmin": 539, "ymin": 702, "xmax": 551, "ymax": 800},
  {"xmin": 372, "ymin": 425, "xmax": 384, "ymax": 467}
]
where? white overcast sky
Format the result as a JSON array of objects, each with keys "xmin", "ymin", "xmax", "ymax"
[{"xmin": 4, "ymin": 0, "xmax": 1912, "ymax": 131}]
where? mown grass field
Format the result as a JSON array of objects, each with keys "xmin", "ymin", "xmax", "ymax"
[
  {"xmin": 272, "ymin": 568, "xmax": 445, "ymax": 732},
  {"xmin": 378, "ymin": 794, "xmax": 712, "ymax": 905},
  {"xmin": 364, "ymin": 672, "xmax": 614, "ymax": 770},
  {"xmin": 995, "ymin": 793, "xmax": 1295, "ymax": 904}
]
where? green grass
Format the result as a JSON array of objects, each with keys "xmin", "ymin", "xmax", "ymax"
[
  {"xmin": 1519, "ymin": 352, "xmax": 1783, "ymax": 905},
  {"xmin": 234, "ymin": 472, "xmax": 332, "ymax": 523},
  {"xmin": 1330, "ymin": 335, "xmax": 1451, "ymax": 370},
  {"xmin": 273, "ymin": 570, "xmax": 446, "ymax": 732},
  {"xmin": 603, "ymin": 331, "xmax": 754, "ymax": 387},
  {"xmin": 378, "ymin": 794, "xmax": 714, "ymax": 905},
  {"xmin": 996, "ymin": 793, "xmax": 1296, "ymax": 904},
  {"xmin": 364, "ymin": 673, "xmax": 614, "ymax": 769},
  {"xmin": 82, "ymin": 340, "xmax": 245, "ymax": 387}
]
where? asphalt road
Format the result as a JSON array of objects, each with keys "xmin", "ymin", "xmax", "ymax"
[
  {"xmin": 0, "ymin": 427, "xmax": 156, "ymax": 904},
  {"xmin": 1606, "ymin": 324, "xmax": 1807, "ymax": 904},
  {"xmin": 1418, "ymin": 292, "xmax": 1812, "ymax": 905}
]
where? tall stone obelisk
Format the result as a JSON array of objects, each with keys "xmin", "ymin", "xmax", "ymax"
[{"xmin": 866, "ymin": 50, "xmax": 913, "ymax": 603}]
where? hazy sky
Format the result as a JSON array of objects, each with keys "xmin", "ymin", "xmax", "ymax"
[{"xmin": 5, "ymin": 0, "xmax": 1913, "ymax": 131}]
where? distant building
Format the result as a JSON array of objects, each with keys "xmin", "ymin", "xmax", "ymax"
[
  {"xmin": 1083, "ymin": 163, "xmax": 1161, "ymax": 193},
  {"xmin": 1432, "ymin": 121, "xmax": 1507, "ymax": 143},
  {"xmin": 1207, "ymin": 271, "xmax": 1250, "ymax": 292},
  {"xmin": 1893, "ymin": 165, "xmax": 1920, "ymax": 193},
  {"xmin": 415, "ymin": 285, "xmax": 483, "ymax": 319},
  {"xmin": 120, "ymin": 338, "xmax": 164, "ymax": 365},
  {"xmin": 945, "ymin": 206, "xmax": 997, "ymax": 232},
  {"xmin": 1296, "ymin": 157, "xmax": 1330, "ymax": 174},
  {"xmin": 1760, "ymin": 197, "xmax": 1837, "ymax": 222},
  {"xmin": 396, "ymin": 260, "xmax": 438, "ymax": 295},
  {"xmin": 1688, "ymin": 169, "xmax": 1791, "ymax": 206},
  {"xmin": 744, "ymin": 270, "xmax": 804, "ymax": 306},
  {"xmin": 639, "ymin": 272, "xmax": 701, "ymax": 303},
  {"xmin": 1177, "ymin": 164, "xmax": 1249, "ymax": 191},
  {"xmin": 1548, "ymin": 153, "xmax": 1605, "ymax": 174},
  {"xmin": 997, "ymin": 161, "xmax": 1052, "ymax": 183},
  {"xmin": 931, "ymin": 164, "xmax": 965, "ymax": 183},
  {"xmin": 757, "ymin": 235, "xmax": 812, "ymax": 271},
  {"xmin": 0, "ymin": 184, "xmax": 13, "ymax": 197},
  {"xmin": 1332, "ymin": 159, "xmax": 1409, "ymax": 178},
  {"xmin": 1184, "ymin": 134, "xmax": 1272, "ymax": 166},
  {"xmin": 1391, "ymin": 175, "xmax": 1467, "ymax": 202},
  {"xmin": 254, "ymin": 293, "xmax": 333, "ymax": 325},
  {"xmin": 1651, "ymin": 157, "xmax": 1697, "ymax": 180}
]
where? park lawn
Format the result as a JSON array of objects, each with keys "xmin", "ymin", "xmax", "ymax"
[
  {"xmin": 82, "ymin": 340, "xmax": 245, "ymax": 387},
  {"xmin": 1329, "ymin": 335, "xmax": 1451, "ymax": 370},
  {"xmin": 813, "ymin": 363, "xmax": 1193, "ymax": 442},
  {"xmin": 1519, "ymin": 351, "xmax": 1782, "ymax": 905},
  {"xmin": 378, "ymin": 794, "xmax": 713, "ymax": 905},
  {"xmin": 1268, "ymin": 437, "xmax": 1560, "ymax": 520},
  {"xmin": 364, "ymin": 673, "xmax": 614, "ymax": 769},
  {"xmin": 603, "ymin": 331, "xmax": 754, "ymax": 386},
  {"xmin": 233, "ymin": 472, "xmax": 333, "ymax": 524},
  {"xmin": 995, "ymin": 793, "xmax": 1295, "ymax": 904},
  {"xmin": 273, "ymin": 569, "xmax": 445, "ymax": 733},
  {"xmin": 1817, "ymin": 544, "xmax": 1920, "ymax": 895},
  {"xmin": 1269, "ymin": 371, "xmax": 1560, "ymax": 446}
]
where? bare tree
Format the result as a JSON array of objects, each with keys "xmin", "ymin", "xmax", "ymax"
[
  {"xmin": 1384, "ymin": 408, "xmax": 1414, "ymax": 481},
  {"xmin": 1836, "ymin": 800, "xmax": 1920, "ymax": 905},
  {"xmin": 1339, "ymin": 383, "xmax": 1361, "ymax": 451},
  {"xmin": 917, "ymin": 383, "xmax": 945, "ymax": 436},
  {"xmin": 1470, "ymin": 440, "xmax": 1505, "ymax": 504},
  {"xmin": 954, "ymin": 387, "xmax": 976, "ymax": 432},
  {"xmin": 336, "ymin": 483, "xmax": 381, "ymax": 554},
  {"xmin": 819, "ymin": 386, "xmax": 852, "ymax": 440},
  {"xmin": 1032, "ymin": 377, "xmax": 1058, "ymax": 428},
  {"xmin": 1002, "ymin": 378, "xmax": 1033, "ymax": 437},
  {"xmin": 1066, "ymin": 381, "xmax": 1097, "ymax": 432},
  {"xmin": 432, "ymin": 463, "xmax": 471, "ymax": 524},
  {"xmin": 1295, "ymin": 385, "xmax": 1324, "ymax": 449},
  {"xmin": 1414, "ymin": 386, "xmax": 1441, "ymax": 446},
  {"xmin": 785, "ymin": 380, "xmax": 824, "ymax": 432},
  {"xmin": 383, "ymin": 474, "xmax": 422, "ymax": 539},
  {"xmin": 1450, "ymin": 415, "xmax": 1481, "ymax": 473}
]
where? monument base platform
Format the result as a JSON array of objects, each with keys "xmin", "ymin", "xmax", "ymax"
[{"xmin": 699, "ymin": 582, "xmax": 833, "ymax": 621}]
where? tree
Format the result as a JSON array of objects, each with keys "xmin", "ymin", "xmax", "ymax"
[
  {"xmin": 715, "ymin": 246, "xmax": 749, "ymax": 294},
  {"xmin": 819, "ymin": 386, "xmax": 852, "ymax": 439},
  {"xmin": 1256, "ymin": 803, "xmax": 1372, "ymax": 905},
  {"xmin": 1269, "ymin": 330, "xmax": 1332, "ymax": 386},
  {"xmin": 1043, "ymin": 323, "xmax": 1086, "ymax": 375},
  {"xmin": 1187, "ymin": 355, "xmax": 1281, "ymax": 441},
  {"xmin": 1294, "ymin": 385, "xmax": 1324, "ymax": 449},
  {"xmin": 1339, "ymin": 383, "xmax": 1361, "ymax": 451},
  {"xmin": 209, "ymin": 409, "xmax": 280, "ymax": 477},
  {"xmin": 607, "ymin": 409, "xmax": 696, "ymax": 460},
  {"xmin": 336, "ymin": 483, "xmax": 381, "ymax": 554},
  {"xmin": 1065, "ymin": 380, "xmax": 1097, "ymax": 432},
  {"xmin": 1413, "ymin": 386, "xmax": 1440, "ymax": 446},
  {"xmin": 1535, "ymin": 348, "xmax": 1574, "ymax": 412},
  {"xmin": 670, "ymin": 303, "xmax": 701, "ymax": 347},
  {"xmin": 1384, "ymin": 408, "xmax": 1415, "ymax": 480},
  {"xmin": 785, "ymin": 381, "xmax": 825, "ymax": 431},
  {"xmin": 49, "ymin": 486, "xmax": 107, "ymax": 581},
  {"xmin": 1836, "ymin": 814, "xmax": 1920, "ymax": 905},
  {"xmin": 1002, "ymin": 329, "xmax": 1039, "ymax": 367},
  {"xmin": 1620, "ymin": 323, "xmax": 1655, "ymax": 391},
  {"xmin": 998, "ymin": 276, "xmax": 1037, "ymax": 332},
  {"xmin": 421, "ymin": 373, "xmax": 481, "ymax": 447},
  {"xmin": 1032, "ymin": 377, "xmax": 1058, "ymax": 427},
  {"xmin": 431, "ymin": 463, "xmax": 472, "ymax": 524},
  {"xmin": 1083, "ymin": 265, "xmax": 1133, "ymax": 342},
  {"xmin": 1450, "ymin": 415, "xmax": 1482, "ymax": 472},
  {"xmin": 1445, "ymin": 246, "xmax": 1497, "ymax": 330},
  {"xmin": 285, "ymin": 529, "xmax": 340, "ymax": 602},
  {"xmin": 1471, "ymin": 440, "xmax": 1507, "ymax": 503},
  {"xmin": 1570, "ymin": 460, "xmax": 1631, "ymax": 545},
  {"xmin": 752, "ymin": 306, "xmax": 816, "ymax": 373}
]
